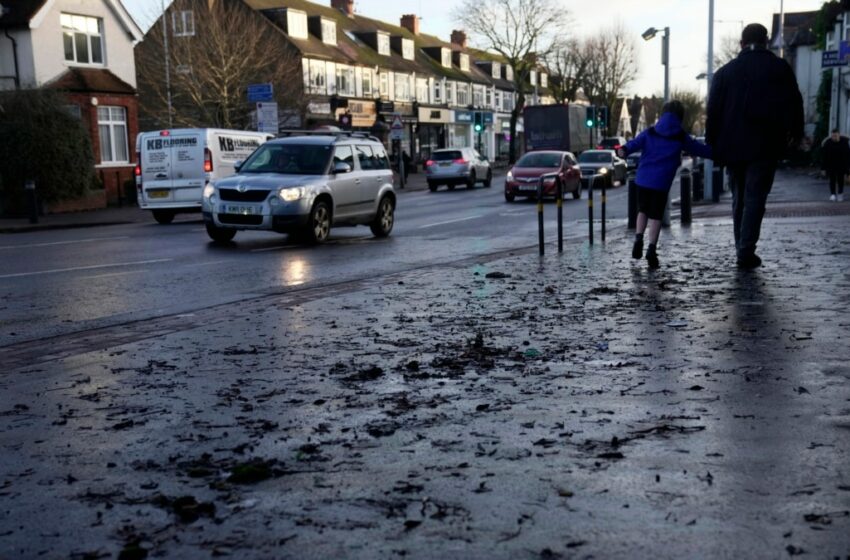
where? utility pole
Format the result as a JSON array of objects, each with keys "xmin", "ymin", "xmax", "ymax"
[
  {"xmin": 161, "ymin": 0, "xmax": 173, "ymax": 128},
  {"xmin": 779, "ymin": 0, "xmax": 785, "ymax": 59},
  {"xmin": 662, "ymin": 27, "xmax": 670, "ymax": 102},
  {"xmin": 705, "ymin": 0, "xmax": 715, "ymax": 200}
]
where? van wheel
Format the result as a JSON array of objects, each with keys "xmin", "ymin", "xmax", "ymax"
[
  {"xmin": 370, "ymin": 196, "xmax": 395, "ymax": 238},
  {"xmin": 304, "ymin": 200, "xmax": 331, "ymax": 244},
  {"xmin": 206, "ymin": 223, "xmax": 236, "ymax": 243},
  {"xmin": 152, "ymin": 210, "xmax": 175, "ymax": 224},
  {"xmin": 483, "ymin": 170, "xmax": 492, "ymax": 187}
]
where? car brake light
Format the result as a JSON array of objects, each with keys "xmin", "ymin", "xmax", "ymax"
[
  {"xmin": 425, "ymin": 160, "xmax": 434, "ymax": 167},
  {"xmin": 453, "ymin": 158, "xmax": 468, "ymax": 164},
  {"xmin": 614, "ymin": 144, "xmax": 621, "ymax": 150},
  {"xmin": 204, "ymin": 148, "xmax": 213, "ymax": 173},
  {"xmin": 160, "ymin": 130, "xmax": 170, "ymax": 136}
]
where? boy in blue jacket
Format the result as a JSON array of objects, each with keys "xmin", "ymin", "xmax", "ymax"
[{"xmin": 620, "ymin": 100, "xmax": 712, "ymax": 268}]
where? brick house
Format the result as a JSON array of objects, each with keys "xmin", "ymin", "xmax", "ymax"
[{"xmin": 0, "ymin": 0, "xmax": 143, "ymax": 210}]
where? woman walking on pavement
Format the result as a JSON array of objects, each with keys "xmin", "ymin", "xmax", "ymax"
[{"xmin": 821, "ymin": 129, "xmax": 848, "ymax": 201}]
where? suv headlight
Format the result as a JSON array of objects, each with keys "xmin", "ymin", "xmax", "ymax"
[
  {"xmin": 598, "ymin": 167, "xmax": 609, "ymax": 175},
  {"xmin": 279, "ymin": 186, "xmax": 305, "ymax": 202},
  {"xmin": 203, "ymin": 183, "xmax": 216, "ymax": 202}
]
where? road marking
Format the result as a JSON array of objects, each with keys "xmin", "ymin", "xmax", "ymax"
[
  {"xmin": 251, "ymin": 245, "xmax": 295, "ymax": 253},
  {"xmin": 80, "ymin": 270, "xmax": 146, "ymax": 280},
  {"xmin": 0, "ymin": 258, "xmax": 173, "ymax": 280},
  {"xmin": 418, "ymin": 215, "xmax": 483, "ymax": 229},
  {"xmin": 0, "ymin": 236, "xmax": 130, "ymax": 250}
]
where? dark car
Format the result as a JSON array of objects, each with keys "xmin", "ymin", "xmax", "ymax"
[
  {"xmin": 504, "ymin": 151, "xmax": 582, "ymax": 202},
  {"xmin": 577, "ymin": 150, "xmax": 628, "ymax": 187},
  {"xmin": 597, "ymin": 136, "xmax": 628, "ymax": 151}
]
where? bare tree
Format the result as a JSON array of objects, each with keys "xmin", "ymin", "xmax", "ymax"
[
  {"xmin": 455, "ymin": 0, "xmax": 570, "ymax": 163},
  {"xmin": 545, "ymin": 37, "xmax": 590, "ymax": 104},
  {"xmin": 669, "ymin": 88, "xmax": 704, "ymax": 134},
  {"xmin": 135, "ymin": 0, "xmax": 303, "ymax": 130},
  {"xmin": 713, "ymin": 34, "xmax": 740, "ymax": 69},
  {"xmin": 579, "ymin": 24, "xmax": 638, "ymax": 135}
]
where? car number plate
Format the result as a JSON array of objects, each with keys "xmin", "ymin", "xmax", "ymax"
[
  {"xmin": 147, "ymin": 189, "xmax": 169, "ymax": 199},
  {"xmin": 439, "ymin": 162, "xmax": 451, "ymax": 167},
  {"xmin": 225, "ymin": 204, "xmax": 258, "ymax": 215},
  {"xmin": 518, "ymin": 185, "xmax": 537, "ymax": 192}
]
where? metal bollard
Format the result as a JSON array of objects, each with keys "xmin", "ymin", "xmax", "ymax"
[
  {"xmin": 587, "ymin": 176, "xmax": 594, "ymax": 245},
  {"xmin": 692, "ymin": 168, "xmax": 704, "ymax": 201},
  {"xmin": 601, "ymin": 174, "xmax": 607, "ymax": 242},
  {"xmin": 712, "ymin": 166, "xmax": 722, "ymax": 203},
  {"xmin": 537, "ymin": 175, "xmax": 544, "ymax": 256},
  {"xmin": 680, "ymin": 170, "xmax": 692, "ymax": 225},
  {"xmin": 556, "ymin": 177, "xmax": 564, "ymax": 253},
  {"xmin": 627, "ymin": 177, "xmax": 637, "ymax": 229},
  {"xmin": 25, "ymin": 180, "xmax": 38, "ymax": 224}
]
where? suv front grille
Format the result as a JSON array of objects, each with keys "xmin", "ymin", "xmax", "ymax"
[
  {"xmin": 219, "ymin": 188, "xmax": 271, "ymax": 202},
  {"xmin": 218, "ymin": 214, "xmax": 263, "ymax": 225}
]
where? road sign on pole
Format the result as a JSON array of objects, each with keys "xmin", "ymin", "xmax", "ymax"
[
  {"xmin": 823, "ymin": 49, "xmax": 849, "ymax": 68},
  {"xmin": 390, "ymin": 113, "xmax": 404, "ymax": 141},
  {"xmin": 256, "ymin": 102, "xmax": 278, "ymax": 134}
]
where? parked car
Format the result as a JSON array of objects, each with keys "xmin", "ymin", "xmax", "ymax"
[
  {"xmin": 504, "ymin": 151, "xmax": 582, "ymax": 202},
  {"xmin": 597, "ymin": 136, "xmax": 628, "ymax": 151},
  {"xmin": 424, "ymin": 148, "xmax": 492, "ymax": 191},
  {"xmin": 202, "ymin": 133, "xmax": 395, "ymax": 244},
  {"xmin": 577, "ymin": 150, "xmax": 628, "ymax": 187},
  {"xmin": 136, "ymin": 128, "xmax": 273, "ymax": 224}
]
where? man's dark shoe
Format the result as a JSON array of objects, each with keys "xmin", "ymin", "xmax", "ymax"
[
  {"xmin": 646, "ymin": 246, "xmax": 659, "ymax": 269},
  {"xmin": 736, "ymin": 254, "xmax": 762, "ymax": 269},
  {"xmin": 632, "ymin": 239, "xmax": 644, "ymax": 259}
]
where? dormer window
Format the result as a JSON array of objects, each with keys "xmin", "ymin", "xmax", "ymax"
[
  {"xmin": 540, "ymin": 73, "xmax": 548, "ymax": 88},
  {"xmin": 491, "ymin": 62, "xmax": 501, "ymax": 80},
  {"xmin": 286, "ymin": 9, "xmax": 308, "ymax": 39},
  {"xmin": 505, "ymin": 66, "xmax": 514, "ymax": 81},
  {"xmin": 321, "ymin": 19, "xmax": 336, "ymax": 45},
  {"xmin": 441, "ymin": 48, "xmax": 451, "ymax": 68},
  {"xmin": 377, "ymin": 32, "xmax": 391, "ymax": 56},
  {"xmin": 459, "ymin": 53, "xmax": 469, "ymax": 72},
  {"xmin": 529, "ymin": 70, "xmax": 537, "ymax": 86},
  {"xmin": 402, "ymin": 38, "xmax": 414, "ymax": 61},
  {"xmin": 61, "ymin": 13, "xmax": 104, "ymax": 65}
]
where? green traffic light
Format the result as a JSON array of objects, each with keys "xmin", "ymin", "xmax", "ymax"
[{"xmin": 586, "ymin": 119, "xmax": 594, "ymax": 127}]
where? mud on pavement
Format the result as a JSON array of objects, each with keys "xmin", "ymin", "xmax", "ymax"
[{"xmin": 1, "ymin": 217, "xmax": 849, "ymax": 559}]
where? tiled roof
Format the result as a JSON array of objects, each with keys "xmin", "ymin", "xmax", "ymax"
[
  {"xmin": 0, "ymin": 0, "xmax": 48, "ymax": 27},
  {"xmin": 47, "ymin": 68, "xmax": 136, "ymax": 94}
]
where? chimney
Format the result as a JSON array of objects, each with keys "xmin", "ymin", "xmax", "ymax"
[
  {"xmin": 451, "ymin": 30, "xmax": 467, "ymax": 49},
  {"xmin": 331, "ymin": 0, "xmax": 354, "ymax": 17},
  {"xmin": 400, "ymin": 14, "xmax": 419, "ymax": 35}
]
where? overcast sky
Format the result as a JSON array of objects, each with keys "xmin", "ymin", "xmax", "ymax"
[{"xmin": 124, "ymin": 0, "xmax": 825, "ymax": 98}]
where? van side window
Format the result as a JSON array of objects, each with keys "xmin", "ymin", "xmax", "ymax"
[
  {"xmin": 372, "ymin": 145, "xmax": 390, "ymax": 170},
  {"xmin": 356, "ymin": 145, "xmax": 374, "ymax": 170},
  {"xmin": 333, "ymin": 146, "xmax": 354, "ymax": 168}
]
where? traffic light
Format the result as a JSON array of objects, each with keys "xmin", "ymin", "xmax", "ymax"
[
  {"xmin": 473, "ymin": 111, "xmax": 484, "ymax": 133},
  {"xmin": 585, "ymin": 106, "xmax": 596, "ymax": 128},
  {"xmin": 597, "ymin": 106, "xmax": 608, "ymax": 130}
]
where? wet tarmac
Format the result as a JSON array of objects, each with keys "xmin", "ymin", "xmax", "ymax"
[{"xmin": 1, "ymin": 214, "xmax": 849, "ymax": 559}]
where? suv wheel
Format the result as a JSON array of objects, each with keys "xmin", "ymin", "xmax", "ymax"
[
  {"xmin": 370, "ymin": 196, "xmax": 394, "ymax": 238},
  {"xmin": 483, "ymin": 169, "xmax": 492, "ymax": 187},
  {"xmin": 428, "ymin": 181, "xmax": 438, "ymax": 192},
  {"xmin": 152, "ymin": 210, "xmax": 175, "ymax": 224},
  {"xmin": 467, "ymin": 171, "xmax": 476, "ymax": 189},
  {"xmin": 304, "ymin": 200, "xmax": 331, "ymax": 244},
  {"xmin": 206, "ymin": 223, "xmax": 236, "ymax": 243}
]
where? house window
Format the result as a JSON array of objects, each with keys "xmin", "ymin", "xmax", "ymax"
[
  {"xmin": 97, "ymin": 106, "xmax": 128, "ymax": 163},
  {"xmin": 491, "ymin": 62, "xmax": 501, "ymax": 79},
  {"xmin": 286, "ymin": 9, "xmax": 308, "ymax": 39},
  {"xmin": 540, "ymin": 73, "xmax": 548, "ymax": 88},
  {"xmin": 172, "ymin": 10, "xmax": 194, "ymax": 37},
  {"xmin": 473, "ymin": 85, "xmax": 483, "ymax": 107},
  {"xmin": 308, "ymin": 59, "xmax": 326, "ymax": 93},
  {"xmin": 441, "ymin": 48, "xmax": 451, "ymax": 68},
  {"xmin": 416, "ymin": 78, "xmax": 429, "ymax": 103},
  {"xmin": 505, "ymin": 66, "xmax": 514, "ymax": 81},
  {"xmin": 529, "ymin": 70, "xmax": 537, "ymax": 86},
  {"xmin": 362, "ymin": 69, "xmax": 373, "ymax": 97},
  {"xmin": 61, "ymin": 13, "xmax": 103, "ymax": 64},
  {"xmin": 459, "ymin": 54, "xmax": 470, "ymax": 72},
  {"xmin": 494, "ymin": 90, "xmax": 502, "ymax": 110},
  {"xmin": 485, "ymin": 88, "xmax": 492, "ymax": 108},
  {"xmin": 377, "ymin": 33, "xmax": 390, "ymax": 56},
  {"xmin": 322, "ymin": 19, "xmax": 337, "ymax": 45},
  {"xmin": 379, "ymin": 72, "xmax": 388, "ymax": 97},
  {"xmin": 402, "ymin": 39, "xmax": 414, "ymax": 61},
  {"xmin": 395, "ymin": 73, "xmax": 411, "ymax": 101},
  {"xmin": 336, "ymin": 65, "xmax": 355, "ymax": 96},
  {"xmin": 457, "ymin": 83, "xmax": 469, "ymax": 106},
  {"xmin": 446, "ymin": 81, "xmax": 455, "ymax": 105},
  {"xmin": 433, "ymin": 79, "xmax": 442, "ymax": 103}
]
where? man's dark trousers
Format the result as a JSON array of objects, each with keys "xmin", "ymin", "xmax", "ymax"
[
  {"xmin": 828, "ymin": 170, "xmax": 845, "ymax": 195},
  {"xmin": 727, "ymin": 160, "xmax": 776, "ymax": 259}
]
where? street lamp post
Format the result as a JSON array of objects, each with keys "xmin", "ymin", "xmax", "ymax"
[
  {"xmin": 642, "ymin": 26, "xmax": 671, "ymax": 102},
  {"xmin": 706, "ymin": 0, "xmax": 715, "ymax": 201}
]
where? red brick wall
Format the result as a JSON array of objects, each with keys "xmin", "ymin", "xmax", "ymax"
[{"xmin": 65, "ymin": 92, "xmax": 139, "ymax": 207}]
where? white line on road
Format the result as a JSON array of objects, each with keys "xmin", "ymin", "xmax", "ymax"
[
  {"xmin": 0, "ymin": 236, "xmax": 130, "ymax": 250},
  {"xmin": 417, "ymin": 215, "xmax": 484, "ymax": 229},
  {"xmin": 0, "ymin": 258, "xmax": 173, "ymax": 280},
  {"xmin": 251, "ymin": 245, "xmax": 295, "ymax": 253}
]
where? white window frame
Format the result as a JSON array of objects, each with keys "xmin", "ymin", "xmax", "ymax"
[
  {"xmin": 172, "ymin": 10, "xmax": 195, "ymax": 37},
  {"xmin": 321, "ymin": 19, "xmax": 337, "ymax": 45},
  {"xmin": 491, "ymin": 62, "xmax": 501, "ymax": 79},
  {"xmin": 377, "ymin": 33, "xmax": 391, "ymax": 56},
  {"xmin": 457, "ymin": 83, "xmax": 469, "ymax": 106},
  {"xmin": 286, "ymin": 9, "xmax": 308, "ymax": 40},
  {"xmin": 402, "ymin": 38, "xmax": 414, "ymax": 61},
  {"xmin": 379, "ymin": 72, "xmax": 389, "ymax": 97},
  {"xmin": 362, "ymin": 68, "xmax": 374, "ymax": 97},
  {"xmin": 485, "ymin": 87, "xmax": 492, "ymax": 108},
  {"xmin": 308, "ymin": 59, "xmax": 326, "ymax": 94},
  {"xmin": 336, "ymin": 65, "xmax": 355, "ymax": 96},
  {"xmin": 394, "ymin": 73, "xmax": 412, "ymax": 101},
  {"xmin": 441, "ymin": 48, "xmax": 451, "ymax": 68},
  {"xmin": 472, "ymin": 85, "xmax": 483, "ymax": 107},
  {"xmin": 529, "ymin": 70, "xmax": 537, "ymax": 86},
  {"xmin": 459, "ymin": 53, "xmax": 470, "ymax": 72},
  {"xmin": 494, "ymin": 90, "xmax": 502, "ymax": 110},
  {"xmin": 433, "ymin": 79, "xmax": 442, "ymax": 103},
  {"xmin": 540, "ymin": 73, "xmax": 548, "ymax": 88},
  {"xmin": 97, "ymin": 106, "xmax": 128, "ymax": 164},
  {"xmin": 416, "ymin": 78, "xmax": 429, "ymax": 103},
  {"xmin": 61, "ymin": 13, "xmax": 104, "ymax": 65},
  {"xmin": 505, "ymin": 66, "xmax": 514, "ymax": 81}
]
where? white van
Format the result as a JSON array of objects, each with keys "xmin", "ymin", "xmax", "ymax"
[{"xmin": 135, "ymin": 128, "xmax": 273, "ymax": 224}]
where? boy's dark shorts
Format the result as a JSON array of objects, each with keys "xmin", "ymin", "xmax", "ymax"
[{"xmin": 637, "ymin": 186, "xmax": 669, "ymax": 220}]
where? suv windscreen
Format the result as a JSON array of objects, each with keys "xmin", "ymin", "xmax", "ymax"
[
  {"xmin": 516, "ymin": 153, "xmax": 561, "ymax": 168},
  {"xmin": 578, "ymin": 152, "xmax": 613, "ymax": 164},
  {"xmin": 240, "ymin": 144, "xmax": 331, "ymax": 175},
  {"xmin": 433, "ymin": 150, "xmax": 463, "ymax": 161}
]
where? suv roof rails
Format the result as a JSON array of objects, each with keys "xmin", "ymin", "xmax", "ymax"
[{"xmin": 276, "ymin": 129, "xmax": 382, "ymax": 143}]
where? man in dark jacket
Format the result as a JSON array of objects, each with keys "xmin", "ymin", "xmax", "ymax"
[
  {"xmin": 821, "ymin": 129, "xmax": 849, "ymax": 201},
  {"xmin": 705, "ymin": 23, "xmax": 804, "ymax": 269}
]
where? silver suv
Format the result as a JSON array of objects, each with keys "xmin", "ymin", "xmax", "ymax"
[
  {"xmin": 424, "ymin": 147, "xmax": 492, "ymax": 191},
  {"xmin": 202, "ymin": 133, "xmax": 396, "ymax": 244}
]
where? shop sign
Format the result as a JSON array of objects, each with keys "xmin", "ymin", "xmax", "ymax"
[
  {"xmin": 418, "ymin": 107, "xmax": 450, "ymax": 123},
  {"xmin": 377, "ymin": 100, "xmax": 395, "ymax": 113},
  {"xmin": 340, "ymin": 100, "xmax": 376, "ymax": 127},
  {"xmin": 454, "ymin": 110, "xmax": 473, "ymax": 124},
  {"xmin": 308, "ymin": 102, "xmax": 332, "ymax": 115}
]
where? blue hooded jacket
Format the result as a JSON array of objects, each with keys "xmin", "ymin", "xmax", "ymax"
[{"xmin": 623, "ymin": 112, "xmax": 712, "ymax": 191}]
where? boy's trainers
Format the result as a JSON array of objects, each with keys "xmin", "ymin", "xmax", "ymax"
[
  {"xmin": 632, "ymin": 239, "xmax": 644, "ymax": 259},
  {"xmin": 839, "ymin": 194, "xmax": 845, "ymax": 202},
  {"xmin": 830, "ymin": 194, "xmax": 837, "ymax": 201},
  {"xmin": 646, "ymin": 245, "xmax": 659, "ymax": 269}
]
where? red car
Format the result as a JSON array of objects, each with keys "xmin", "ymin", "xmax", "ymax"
[{"xmin": 504, "ymin": 151, "xmax": 582, "ymax": 202}]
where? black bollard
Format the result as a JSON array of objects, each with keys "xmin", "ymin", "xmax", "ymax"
[
  {"xmin": 692, "ymin": 168, "xmax": 704, "ymax": 201},
  {"xmin": 587, "ymin": 176, "xmax": 594, "ymax": 245},
  {"xmin": 627, "ymin": 177, "xmax": 637, "ymax": 229},
  {"xmin": 537, "ymin": 176, "xmax": 544, "ymax": 256},
  {"xmin": 25, "ymin": 180, "xmax": 38, "ymax": 224},
  {"xmin": 601, "ymin": 173, "xmax": 607, "ymax": 242},
  {"xmin": 712, "ymin": 167, "xmax": 722, "ymax": 203},
  {"xmin": 680, "ymin": 171, "xmax": 692, "ymax": 225},
  {"xmin": 556, "ymin": 177, "xmax": 563, "ymax": 253}
]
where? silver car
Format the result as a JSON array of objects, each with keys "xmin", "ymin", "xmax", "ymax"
[
  {"xmin": 577, "ymin": 149, "xmax": 628, "ymax": 187},
  {"xmin": 424, "ymin": 147, "xmax": 493, "ymax": 191},
  {"xmin": 202, "ymin": 134, "xmax": 396, "ymax": 244}
]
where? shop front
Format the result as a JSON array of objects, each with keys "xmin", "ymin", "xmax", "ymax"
[
  {"xmin": 450, "ymin": 110, "xmax": 473, "ymax": 150},
  {"xmin": 377, "ymin": 100, "xmax": 416, "ymax": 163},
  {"xmin": 415, "ymin": 106, "xmax": 450, "ymax": 165},
  {"xmin": 305, "ymin": 99, "xmax": 335, "ymax": 129},
  {"xmin": 335, "ymin": 99, "xmax": 376, "ymax": 131}
]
